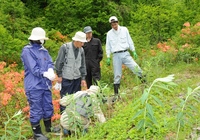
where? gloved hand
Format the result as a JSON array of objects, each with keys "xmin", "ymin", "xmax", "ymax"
[
  {"xmin": 53, "ymin": 82, "xmax": 62, "ymax": 90},
  {"xmin": 48, "ymin": 68, "xmax": 56, "ymax": 81},
  {"xmin": 43, "ymin": 68, "xmax": 56, "ymax": 81},
  {"xmin": 132, "ymin": 51, "xmax": 138, "ymax": 60},
  {"xmin": 106, "ymin": 58, "xmax": 111, "ymax": 66}
]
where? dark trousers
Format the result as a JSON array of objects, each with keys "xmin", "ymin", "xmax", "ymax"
[
  {"xmin": 60, "ymin": 78, "xmax": 81, "ymax": 113},
  {"xmin": 86, "ymin": 59, "xmax": 101, "ymax": 89}
]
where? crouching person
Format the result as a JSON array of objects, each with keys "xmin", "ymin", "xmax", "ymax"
[{"xmin": 59, "ymin": 85, "xmax": 106, "ymax": 136}]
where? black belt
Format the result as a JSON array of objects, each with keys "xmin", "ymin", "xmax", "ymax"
[{"xmin": 113, "ymin": 50, "xmax": 127, "ymax": 54}]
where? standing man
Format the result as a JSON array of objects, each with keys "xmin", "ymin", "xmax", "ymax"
[
  {"xmin": 106, "ymin": 16, "xmax": 146, "ymax": 97},
  {"xmin": 55, "ymin": 31, "xmax": 87, "ymax": 113},
  {"xmin": 21, "ymin": 27, "xmax": 55, "ymax": 140},
  {"xmin": 83, "ymin": 26, "xmax": 103, "ymax": 89}
]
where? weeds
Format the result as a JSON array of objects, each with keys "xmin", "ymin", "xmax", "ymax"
[
  {"xmin": 132, "ymin": 74, "xmax": 177, "ymax": 140},
  {"xmin": 176, "ymin": 86, "xmax": 200, "ymax": 140},
  {"xmin": 0, "ymin": 110, "xmax": 29, "ymax": 140}
]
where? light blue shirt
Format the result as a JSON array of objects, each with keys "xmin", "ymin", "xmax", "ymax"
[{"xmin": 106, "ymin": 25, "xmax": 135, "ymax": 57}]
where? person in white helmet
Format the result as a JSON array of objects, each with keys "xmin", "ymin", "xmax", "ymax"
[
  {"xmin": 21, "ymin": 27, "xmax": 56, "ymax": 140},
  {"xmin": 106, "ymin": 16, "xmax": 146, "ymax": 99}
]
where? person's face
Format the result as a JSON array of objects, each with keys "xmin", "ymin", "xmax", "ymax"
[
  {"xmin": 86, "ymin": 32, "xmax": 92, "ymax": 40},
  {"xmin": 76, "ymin": 41, "xmax": 84, "ymax": 48},
  {"xmin": 74, "ymin": 41, "xmax": 84, "ymax": 48},
  {"xmin": 111, "ymin": 22, "xmax": 118, "ymax": 30}
]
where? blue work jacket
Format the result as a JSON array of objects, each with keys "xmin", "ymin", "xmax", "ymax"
[{"xmin": 21, "ymin": 43, "xmax": 54, "ymax": 92}]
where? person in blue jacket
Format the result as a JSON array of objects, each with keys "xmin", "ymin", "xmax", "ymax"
[{"xmin": 21, "ymin": 27, "xmax": 56, "ymax": 140}]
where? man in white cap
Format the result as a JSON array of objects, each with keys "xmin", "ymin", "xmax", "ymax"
[
  {"xmin": 106, "ymin": 16, "xmax": 146, "ymax": 99},
  {"xmin": 21, "ymin": 27, "xmax": 56, "ymax": 140},
  {"xmin": 55, "ymin": 31, "xmax": 87, "ymax": 114},
  {"xmin": 83, "ymin": 26, "xmax": 103, "ymax": 89}
]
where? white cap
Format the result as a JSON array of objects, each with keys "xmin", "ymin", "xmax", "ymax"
[
  {"xmin": 109, "ymin": 16, "xmax": 118, "ymax": 23},
  {"xmin": 72, "ymin": 31, "xmax": 87, "ymax": 42},
  {"xmin": 28, "ymin": 27, "xmax": 49, "ymax": 40}
]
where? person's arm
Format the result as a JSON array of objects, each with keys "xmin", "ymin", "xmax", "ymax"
[
  {"xmin": 97, "ymin": 39, "xmax": 103, "ymax": 63},
  {"xmin": 55, "ymin": 45, "xmax": 66, "ymax": 77},
  {"xmin": 80, "ymin": 48, "xmax": 87, "ymax": 80},
  {"xmin": 21, "ymin": 48, "xmax": 44, "ymax": 77},
  {"xmin": 106, "ymin": 33, "xmax": 111, "ymax": 58},
  {"xmin": 126, "ymin": 27, "xmax": 135, "ymax": 51}
]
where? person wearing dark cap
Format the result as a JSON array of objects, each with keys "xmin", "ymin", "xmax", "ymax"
[
  {"xmin": 83, "ymin": 26, "xmax": 103, "ymax": 89},
  {"xmin": 106, "ymin": 16, "xmax": 146, "ymax": 99}
]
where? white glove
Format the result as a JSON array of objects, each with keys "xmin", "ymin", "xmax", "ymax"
[
  {"xmin": 43, "ymin": 70, "xmax": 55, "ymax": 81},
  {"xmin": 48, "ymin": 68, "xmax": 56, "ymax": 81},
  {"xmin": 53, "ymin": 82, "xmax": 62, "ymax": 90}
]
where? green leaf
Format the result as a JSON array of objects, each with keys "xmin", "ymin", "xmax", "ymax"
[
  {"xmin": 151, "ymin": 95, "xmax": 163, "ymax": 106},
  {"xmin": 146, "ymin": 103, "xmax": 154, "ymax": 117},
  {"xmin": 141, "ymin": 89, "xmax": 149, "ymax": 104},
  {"xmin": 132, "ymin": 109, "xmax": 144, "ymax": 120},
  {"xmin": 147, "ymin": 113, "xmax": 157, "ymax": 124},
  {"xmin": 153, "ymin": 85, "xmax": 172, "ymax": 92},
  {"xmin": 187, "ymin": 87, "xmax": 193, "ymax": 96},
  {"xmin": 177, "ymin": 112, "xmax": 184, "ymax": 120},
  {"xmin": 136, "ymin": 119, "xmax": 145, "ymax": 130},
  {"xmin": 5, "ymin": 130, "xmax": 14, "ymax": 136}
]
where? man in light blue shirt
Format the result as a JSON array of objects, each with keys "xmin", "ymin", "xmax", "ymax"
[{"xmin": 106, "ymin": 16, "xmax": 146, "ymax": 98}]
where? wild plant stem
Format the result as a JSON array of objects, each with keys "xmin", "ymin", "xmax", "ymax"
[
  {"xmin": 176, "ymin": 86, "xmax": 200, "ymax": 140},
  {"xmin": 143, "ymin": 80, "xmax": 157, "ymax": 140}
]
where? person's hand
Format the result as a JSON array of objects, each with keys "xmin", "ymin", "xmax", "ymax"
[
  {"xmin": 53, "ymin": 82, "xmax": 62, "ymax": 90},
  {"xmin": 81, "ymin": 80, "xmax": 87, "ymax": 87},
  {"xmin": 132, "ymin": 51, "xmax": 138, "ymax": 60},
  {"xmin": 48, "ymin": 68, "xmax": 56, "ymax": 81},
  {"xmin": 106, "ymin": 58, "xmax": 111, "ymax": 66},
  {"xmin": 43, "ymin": 70, "xmax": 55, "ymax": 81}
]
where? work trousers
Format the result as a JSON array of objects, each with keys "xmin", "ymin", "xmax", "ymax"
[{"xmin": 113, "ymin": 51, "xmax": 142, "ymax": 84}]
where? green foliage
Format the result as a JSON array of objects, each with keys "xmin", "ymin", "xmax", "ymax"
[
  {"xmin": 0, "ymin": 110, "xmax": 30, "ymax": 140},
  {"xmin": 176, "ymin": 86, "xmax": 200, "ymax": 140},
  {"xmin": 132, "ymin": 74, "xmax": 176, "ymax": 139}
]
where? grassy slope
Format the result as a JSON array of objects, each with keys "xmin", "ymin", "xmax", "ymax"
[{"xmin": 55, "ymin": 62, "xmax": 199, "ymax": 140}]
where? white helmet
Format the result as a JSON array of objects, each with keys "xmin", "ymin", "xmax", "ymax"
[
  {"xmin": 28, "ymin": 27, "xmax": 49, "ymax": 40},
  {"xmin": 109, "ymin": 16, "xmax": 118, "ymax": 23}
]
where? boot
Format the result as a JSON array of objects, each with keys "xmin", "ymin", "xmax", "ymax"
[
  {"xmin": 112, "ymin": 84, "xmax": 120, "ymax": 102},
  {"xmin": 114, "ymin": 84, "xmax": 120, "ymax": 95},
  {"xmin": 139, "ymin": 75, "xmax": 147, "ymax": 84},
  {"xmin": 43, "ymin": 118, "xmax": 51, "ymax": 132},
  {"xmin": 32, "ymin": 124, "xmax": 49, "ymax": 140}
]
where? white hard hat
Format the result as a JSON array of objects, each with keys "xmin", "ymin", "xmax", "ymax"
[
  {"xmin": 109, "ymin": 16, "xmax": 118, "ymax": 23},
  {"xmin": 72, "ymin": 31, "xmax": 87, "ymax": 42},
  {"xmin": 28, "ymin": 27, "xmax": 49, "ymax": 40}
]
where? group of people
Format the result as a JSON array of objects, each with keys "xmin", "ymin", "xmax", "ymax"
[{"xmin": 21, "ymin": 16, "xmax": 146, "ymax": 140}]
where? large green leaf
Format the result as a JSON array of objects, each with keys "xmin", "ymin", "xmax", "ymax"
[{"xmin": 132, "ymin": 109, "xmax": 144, "ymax": 120}]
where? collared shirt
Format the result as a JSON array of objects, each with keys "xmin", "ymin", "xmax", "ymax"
[
  {"xmin": 106, "ymin": 25, "xmax": 135, "ymax": 57},
  {"xmin": 72, "ymin": 42, "xmax": 79, "ymax": 59}
]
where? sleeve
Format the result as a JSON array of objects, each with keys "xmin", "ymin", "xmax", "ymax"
[
  {"xmin": 106, "ymin": 32, "xmax": 111, "ymax": 58},
  {"xmin": 21, "ymin": 48, "xmax": 44, "ymax": 78},
  {"xmin": 55, "ymin": 45, "xmax": 66, "ymax": 77},
  {"xmin": 97, "ymin": 39, "xmax": 103, "ymax": 62},
  {"xmin": 126, "ymin": 27, "xmax": 135, "ymax": 51},
  {"xmin": 80, "ymin": 48, "xmax": 87, "ymax": 80},
  {"xmin": 47, "ymin": 53, "xmax": 54, "ymax": 70}
]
